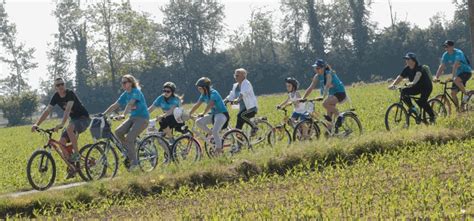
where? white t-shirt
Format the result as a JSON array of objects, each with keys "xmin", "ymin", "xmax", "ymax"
[{"xmin": 289, "ymin": 91, "xmax": 306, "ymax": 114}]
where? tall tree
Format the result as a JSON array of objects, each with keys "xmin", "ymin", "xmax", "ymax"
[
  {"xmin": 348, "ymin": 0, "xmax": 371, "ymax": 58},
  {"xmin": 468, "ymin": 0, "xmax": 474, "ymax": 60},
  {"xmin": 0, "ymin": 1, "xmax": 38, "ymax": 95},
  {"xmin": 305, "ymin": 0, "xmax": 325, "ymax": 58},
  {"xmin": 53, "ymin": 0, "xmax": 91, "ymax": 96}
]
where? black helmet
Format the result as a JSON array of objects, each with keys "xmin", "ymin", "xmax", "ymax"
[
  {"xmin": 163, "ymin": 82, "xmax": 176, "ymax": 92},
  {"xmin": 285, "ymin": 77, "xmax": 299, "ymax": 91},
  {"xmin": 195, "ymin": 77, "xmax": 211, "ymax": 88}
]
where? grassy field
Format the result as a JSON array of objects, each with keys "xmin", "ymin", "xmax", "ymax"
[
  {"xmin": 34, "ymin": 139, "xmax": 474, "ymax": 219},
  {"xmin": 0, "ymin": 81, "xmax": 451, "ymax": 193},
  {"xmin": 0, "ymin": 79, "xmax": 473, "ymax": 218}
]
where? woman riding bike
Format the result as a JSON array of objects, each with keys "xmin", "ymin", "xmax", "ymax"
[
  {"xmin": 102, "ymin": 74, "xmax": 150, "ymax": 171},
  {"xmin": 224, "ymin": 68, "xmax": 258, "ymax": 135},
  {"xmin": 148, "ymin": 82, "xmax": 184, "ymax": 143},
  {"xmin": 277, "ymin": 77, "xmax": 308, "ymax": 124},
  {"xmin": 302, "ymin": 59, "xmax": 347, "ymax": 131},
  {"xmin": 189, "ymin": 77, "xmax": 229, "ymax": 154},
  {"xmin": 388, "ymin": 52, "xmax": 435, "ymax": 123}
]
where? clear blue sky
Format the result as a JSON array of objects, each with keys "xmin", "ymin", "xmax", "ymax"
[{"xmin": 0, "ymin": 0, "xmax": 457, "ymax": 89}]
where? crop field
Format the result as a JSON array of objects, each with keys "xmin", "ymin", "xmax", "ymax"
[
  {"xmin": 0, "ymin": 80, "xmax": 473, "ymax": 219},
  {"xmin": 29, "ymin": 139, "xmax": 474, "ymax": 219}
]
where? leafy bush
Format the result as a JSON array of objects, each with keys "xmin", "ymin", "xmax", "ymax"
[{"xmin": 0, "ymin": 91, "xmax": 39, "ymax": 126}]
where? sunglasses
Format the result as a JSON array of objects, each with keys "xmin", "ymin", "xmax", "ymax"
[
  {"xmin": 162, "ymin": 89, "xmax": 172, "ymax": 93},
  {"xmin": 55, "ymin": 83, "xmax": 64, "ymax": 87},
  {"xmin": 315, "ymin": 67, "xmax": 322, "ymax": 70},
  {"xmin": 121, "ymin": 81, "xmax": 130, "ymax": 85}
]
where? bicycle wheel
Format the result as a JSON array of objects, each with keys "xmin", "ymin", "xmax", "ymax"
[
  {"xmin": 427, "ymin": 98, "xmax": 447, "ymax": 121},
  {"xmin": 385, "ymin": 103, "xmax": 409, "ymax": 131},
  {"xmin": 244, "ymin": 118, "xmax": 273, "ymax": 147},
  {"xmin": 269, "ymin": 125, "xmax": 291, "ymax": 147},
  {"xmin": 220, "ymin": 129, "xmax": 251, "ymax": 157},
  {"xmin": 26, "ymin": 150, "xmax": 56, "ymax": 191},
  {"xmin": 85, "ymin": 141, "xmax": 118, "ymax": 180},
  {"xmin": 77, "ymin": 144, "xmax": 92, "ymax": 182},
  {"xmin": 172, "ymin": 135, "xmax": 202, "ymax": 163},
  {"xmin": 293, "ymin": 119, "xmax": 320, "ymax": 142},
  {"xmin": 137, "ymin": 135, "xmax": 160, "ymax": 172},
  {"xmin": 337, "ymin": 112, "xmax": 363, "ymax": 137},
  {"xmin": 435, "ymin": 94, "xmax": 452, "ymax": 115}
]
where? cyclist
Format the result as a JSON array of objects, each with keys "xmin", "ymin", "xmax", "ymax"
[
  {"xmin": 434, "ymin": 40, "xmax": 472, "ymax": 110},
  {"xmin": 277, "ymin": 77, "xmax": 307, "ymax": 124},
  {"xmin": 148, "ymin": 82, "xmax": 184, "ymax": 143},
  {"xmin": 102, "ymin": 74, "xmax": 149, "ymax": 171},
  {"xmin": 189, "ymin": 77, "xmax": 229, "ymax": 154},
  {"xmin": 388, "ymin": 52, "xmax": 435, "ymax": 123},
  {"xmin": 301, "ymin": 59, "xmax": 347, "ymax": 130},
  {"xmin": 31, "ymin": 77, "xmax": 91, "ymax": 178},
  {"xmin": 224, "ymin": 68, "xmax": 258, "ymax": 135}
]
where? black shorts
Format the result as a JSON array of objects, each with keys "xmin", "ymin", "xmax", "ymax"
[
  {"xmin": 159, "ymin": 115, "xmax": 185, "ymax": 133},
  {"xmin": 334, "ymin": 92, "xmax": 347, "ymax": 102},
  {"xmin": 61, "ymin": 116, "xmax": 91, "ymax": 142},
  {"xmin": 452, "ymin": 72, "xmax": 472, "ymax": 92}
]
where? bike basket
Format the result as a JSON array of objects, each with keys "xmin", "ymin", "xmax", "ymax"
[
  {"xmin": 305, "ymin": 101, "xmax": 315, "ymax": 113},
  {"xmin": 90, "ymin": 117, "xmax": 112, "ymax": 139}
]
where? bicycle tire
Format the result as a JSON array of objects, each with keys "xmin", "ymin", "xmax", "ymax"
[
  {"xmin": 339, "ymin": 112, "xmax": 363, "ymax": 137},
  {"xmin": 269, "ymin": 125, "xmax": 292, "ymax": 146},
  {"xmin": 26, "ymin": 149, "xmax": 56, "ymax": 191},
  {"xmin": 292, "ymin": 119, "xmax": 321, "ymax": 142},
  {"xmin": 385, "ymin": 103, "xmax": 409, "ymax": 131},
  {"xmin": 426, "ymin": 98, "xmax": 447, "ymax": 122},
  {"xmin": 137, "ymin": 135, "xmax": 161, "ymax": 172},
  {"xmin": 171, "ymin": 135, "xmax": 202, "ymax": 163},
  {"xmin": 85, "ymin": 141, "xmax": 119, "ymax": 180}
]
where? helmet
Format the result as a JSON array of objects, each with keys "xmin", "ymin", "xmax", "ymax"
[
  {"xmin": 163, "ymin": 82, "xmax": 176, "ymax": 92},
  {"xmin": 195, "ymin": 77, "xmax": 211, "ymax": 88},
  {"xmin": 312, "ymin": 59, "xmax": 326, "ymax": 68},
  {"xmin": 285, "ymin": 77, "xmax": 299, "ymax": 90}
]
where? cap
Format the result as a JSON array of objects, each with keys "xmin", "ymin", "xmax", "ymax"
[
  {"xmin": 403, "ymin": 52, "xmax": 417, "ymax": 60},
  {"xmin": 312, "ymin": 59, "xmax": 326, "ymax": 68},
  {"xmin": 443, "ymin": 40, "xmax": 455, "ymax": 47}
]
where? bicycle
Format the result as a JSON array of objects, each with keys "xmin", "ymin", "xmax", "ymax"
[
  {"xmin": 385, "ymin": 86, "xmax": 447, "ymax": 131},
  {"xmin": 269, "ymin": 107, "xmax": 294, "ymax": 146},
  {"xmin": 171, "ymin": 115, "xmax": 251, "ymax": 160},
  {"xmin": 226, "ymin": 101, "xmax": 274, "ymax": 148},
  {"xmin": 433, "ymin": 79, "xmax": 474, "ymax": 114},
  {"xmin": 26, "ymin": 128, "xmax": 91, "ymax": 191},
  {"xmin": 293, "ymin": 98, "xmax": 363, "ymax": 141},
  {"xmin": 84, "ymin": 115, "xmax": 158, "ymax": 180}
]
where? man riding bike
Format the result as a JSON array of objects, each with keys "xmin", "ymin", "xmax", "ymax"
[
  {"xmin": 301, "ymin": 59, "xmax": 347, "ymax": 131},
  {"xmin": 224, "ymin": 68, "xmax": 258, "ymax": 135},
  {"xmin": 434, "ymin": 40, "xmax": 472, "ymax": 110},
  {"xmin": 31, "ymin": 77, "xmax": 91, "ymax": 179},
  {"xmin": 388, "ymin": 52, "xmax": 435, "ymax": 123}
]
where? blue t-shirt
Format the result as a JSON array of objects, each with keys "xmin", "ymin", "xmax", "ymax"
[
  {"xmin": 318, "ymin": 70, "xmax": 345, "ymax": 95},
  {"xmin": 198, "ymin": 88, "xmax": 228, "ymax": 114},
  {"xmin": 442, "ymin": 48, "xmax": 472, "ymax": 76},
  {"xmin": 117, "ymin": 88, "xmax": 150, "ymax": 119},
  {"xmin": 153, "ymin": 95, "xmax": 181, "ymax": 112}
]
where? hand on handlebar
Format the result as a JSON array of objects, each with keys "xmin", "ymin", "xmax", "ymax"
[{"xmin": 31, "ymin": 124, "xmax": 39, "ymax": 133}]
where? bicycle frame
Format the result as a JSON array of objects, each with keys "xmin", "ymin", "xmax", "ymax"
[
  {"xmin": 395, "ymin": 88, "xmax": 424, "ymax": 121},
  {"xmin": 435, "ymin": 81, "xmax": 468, "ymax": 112},
  {"xmin": 38, "ymin": 129, "xmax": 77, "ymax": 169}
]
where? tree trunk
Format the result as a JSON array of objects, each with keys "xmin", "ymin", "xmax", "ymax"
[
  {"xmin": 306, "ymin": 0, "xmax": 325, "ymax": 59},
  {"xmin": 469, "ymin": 0, "xmax": 474, "ymax": 61},
  {"xmin": 101, "ymin": 0, "xmax": 117, "ymax": 94}
]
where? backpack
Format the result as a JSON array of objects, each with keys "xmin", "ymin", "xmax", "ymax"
[
  {"xmin": 421, "ymin": 64, "xmax": 433, "ymax": 81},
  {"xmin": 90, "ymin": 116, "xmax": 112, "ymax": 140}
]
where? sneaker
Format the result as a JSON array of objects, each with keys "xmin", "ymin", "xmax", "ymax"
[
  {"xmin": 250, "ymin": 127, "xmax": 259, "ymax": 137},
  {"xmin": 324, "ymin": 115, "xmax": 332, "ymax": 122},
  {"xmin": 70, "ymin": 152, "xmax": 80, "ymax": 163},
  {"xmin": 65, "ymin": 166, "xmax": 76, "ymax": 179},
  {"xmin": 335, "ymin": 115, "xmax": 344, "ymax": 128},
  {"xmin": 462, "ymin": 93, "xmax": 470, "ymax": 104},
  {"xmin": 168, "ymin": 137, "xmax": 176, "ymax": 145}
]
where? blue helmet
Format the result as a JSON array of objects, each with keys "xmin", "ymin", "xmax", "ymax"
[{"xmin": 312, "ymin": 59, "xmax": 326, "ymax": 68}]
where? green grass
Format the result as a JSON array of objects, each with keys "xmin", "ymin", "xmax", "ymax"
[
  {"xmin": 33, "ymin": 139, "xmax": 474, "ymax": 219},
  {"xmin": 0, "ymin": 79, "xmax": 472, "ymax": 218},
  {"xmin": 0, "ymin": 81, "xmax": 450, "ymax": 193}
]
